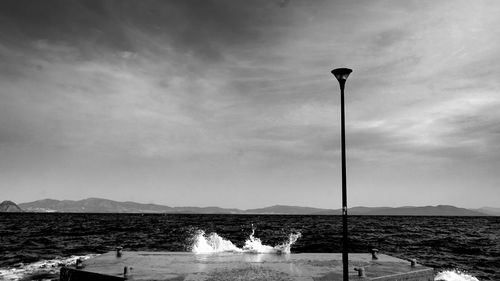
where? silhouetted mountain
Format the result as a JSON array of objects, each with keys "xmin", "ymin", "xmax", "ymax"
[
  {"xmin": 0, "ymin": 200, "xmax": 23, "ymax": 212},
  {"xmin": 316, "ymin": 205, "xmax": 487, "ymax": 216},
  {"xmin": 246, "ymin": 205, "xmax": 328, "ymax": 214},
  {"xmin": 171, "ymin": 206, "xmax": 243, "ymax": 214},
  {"xmin": 360, "ymin": 205, "xmax": 486, "ymax": 216},
  {"xmin": 473, "ymin": 207, "xmax": 500, "ymax": 216},
  {"xmin": 19, "ymin": 198, "xmax": 242, "ymax": 214},
  {"xmin": 18, "ymin": 198, "xmax": 493, "ymax": 215},
  {"xmin": 19, "ymin": 198, "xmax": 174, "ymax": 213}
]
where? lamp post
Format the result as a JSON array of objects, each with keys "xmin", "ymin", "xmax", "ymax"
[{"xmin": 331, "ymin": 67, "xmax": 352, "ymax": 281}]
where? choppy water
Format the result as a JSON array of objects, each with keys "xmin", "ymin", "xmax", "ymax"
[{"xmin": 0, "ymin": 213, "xmax": 498, "ymax": 280}]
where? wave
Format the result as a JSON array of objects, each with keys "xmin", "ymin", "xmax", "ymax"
[
  {"xmin": 191, "ymin": 228, "xmax": 301, "ymax": 254},
  {"xmin": 0, "ymin": 254, "xmax": 98, "ymax": 281},
  {"xmin": 435, "ymin": 270, "xmax": 479, "ymax": 281}
]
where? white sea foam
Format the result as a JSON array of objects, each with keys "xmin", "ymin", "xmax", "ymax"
[
  {"xmin": 435, "ymin": 270, "xmax": 480, "ymax": 281},
  {"xmin": 0, "ymin": 254, "xmax": 98, "ymax": 281},
  {"xmin": 191, "ymin": 228, "xmax": 301, "ymax": 254},
  {"xmin": 192, "ymin": 231, "xmax": 243, "ymax": 253}
]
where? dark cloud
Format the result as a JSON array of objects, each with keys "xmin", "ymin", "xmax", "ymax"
[
  {"xmin": 0, "ymin": 0, "xmax": 132, "ymax": 55},
  {"xmin": 0, "ymin": 0, "xmax": 303, "ymax": 64}
]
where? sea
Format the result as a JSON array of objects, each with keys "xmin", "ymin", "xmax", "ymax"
[{"xmin": 0, "ymin": 213, "xmax": 498, "ymax": 281}]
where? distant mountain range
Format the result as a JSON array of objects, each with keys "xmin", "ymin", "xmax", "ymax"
[
  {"xmin": 0, "ymin": 198, "xmax": 491, "ymax": 216},
  {"xmin": 17, "ymin": 198, "xmax": 243, "ymax": 214},
  {"xmin": 473, "ymin": 207, "xmax": 500, "ymax": 216},
  {"xmin": 314, "ymin": 206, "xmax": 489, "ymax": 216}
]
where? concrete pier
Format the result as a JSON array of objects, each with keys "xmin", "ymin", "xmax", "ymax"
[{"xmin": 60, "ymin": 252, "xmax": 434, "ymax": 281}]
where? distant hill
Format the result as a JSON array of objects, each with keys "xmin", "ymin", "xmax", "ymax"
[
  {"xmin": 473, "ymin": 207, "xmax": 500, "ymax": 216},
  {"xmin": 246, "ymin": 205, "xmax": 328, "ymax": 214},
  {"xmin": 167, "ymin": 206, "xmax": 243, "ymax": 214},
  {"xmin": 0, "ymin": 200, "xmax": 23, "ymax": 212},
  {"xmin": 19, "ymin": 198, "xmax": 241, "ymax": 214},
  {"xmin": 349, "ymin": 205, "xmax": 486, "ymax": 216},
  {"xmin": 19, "ymin": 198, "xmax": 175, "ymax": 213},
  {"xmin": 18, "ymin": 198, "xmax": 494, "ymax": 216}
]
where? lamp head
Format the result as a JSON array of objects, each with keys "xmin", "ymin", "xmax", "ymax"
[{"xmin": 331, "ymin": 68, "xmax": 352, "ymax": 82}]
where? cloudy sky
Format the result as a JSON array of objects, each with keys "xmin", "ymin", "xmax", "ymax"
[{"xmin": 1, "ymin": 0, "xmax": 499, "ymax": 209}]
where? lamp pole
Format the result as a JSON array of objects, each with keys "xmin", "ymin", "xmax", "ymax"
[{"xmin": 331, "ymin": 67, "xmax": 352, "ymax": 281}]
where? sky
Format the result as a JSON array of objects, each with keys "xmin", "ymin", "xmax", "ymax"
[{"xmin": 1, "ymin": 0, "xmax": 499, "ymax": 209}]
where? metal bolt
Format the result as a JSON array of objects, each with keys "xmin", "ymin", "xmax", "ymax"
[
  {"xmin": 371, "ymin": 248, "xmax": 379, "ymax": 260},
  {"xmin": 116, "ymin": 246, "xmax": 123, "ymax": 257},
  {"xmin": 75, "ymin": 258, "xmax": 84, "ymax": 269},
  {"xmin": 354, "ymin": 267, "xmax": 366, "ymax": 277}
]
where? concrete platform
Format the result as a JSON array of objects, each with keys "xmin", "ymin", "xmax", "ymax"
[{"xmin": 61, "ymin": 252, "xmax": 434, "ymax": 281}]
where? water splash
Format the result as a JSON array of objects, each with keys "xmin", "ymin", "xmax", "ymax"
[
  {"xmin": 242, "ymin": 228, "xmax": 276, "ymax": 253},
  {"xmin": 435, "ymin": 270, "xmax": 480, "ymax": 281},
  {"xmin": 191, "ymin": 228, "xmax": 301, "ymax": 254},
  {"xmin": 191, "ymin": 230, "xmax": 243, "ymax": 253},
  {"xmin": 0, "ymin": 254, "xmax": 98, "ymax": 281}
]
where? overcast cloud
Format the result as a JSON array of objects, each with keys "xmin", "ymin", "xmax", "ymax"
[{"xmin": 1, "ymin": 0, "xmax": 499, "ymax": 208}]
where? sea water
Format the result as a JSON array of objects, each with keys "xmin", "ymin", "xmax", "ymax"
[{"xmin": 0, "ymin": 213, "xmax": 498, "ymax": 280}]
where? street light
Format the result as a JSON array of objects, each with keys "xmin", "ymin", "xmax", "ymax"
[{"xmin": 331, "ymin": 67, "xmax": 352, "ymax": 281}]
